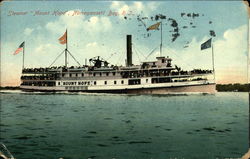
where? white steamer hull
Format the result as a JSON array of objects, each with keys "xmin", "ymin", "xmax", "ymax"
[{"xmin": 20, "ymin": 82, "xmax": 216, "ymax": 94}]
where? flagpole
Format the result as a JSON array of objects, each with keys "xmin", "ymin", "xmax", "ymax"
[
  {"xmin": 211, "ymin": 40, "xmax": 215, "ymax": 81},
  {"xmin": 160, "ymin": 21, "xmax": 162, "ymax": 57},
  {"xmin": 65, "ymin": 29, "xmax": 68, "ymax": 68},
  {"xmin": 23, "ymin": 41, "xmax": 25, "ymax": 70},
  {"xmin": 66, "ymin": 29, "xmax": 68, "ymax": 51}
]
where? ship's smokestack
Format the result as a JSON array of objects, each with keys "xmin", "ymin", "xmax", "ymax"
[{"xmin": 126, "ymin": 35, "xmax": 132, "ymax": 67}]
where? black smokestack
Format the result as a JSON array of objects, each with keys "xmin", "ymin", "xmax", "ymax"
[{"xmin": 126, "ymin": 35, "xmax": 132, "ymax": 67}]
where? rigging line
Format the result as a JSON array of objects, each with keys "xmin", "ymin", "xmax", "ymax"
[
  {"xmin": 137, "ymin": 17, "xmax": 147, "ymax": 28},
  {"xmin": 106, "ymin": 45, "xmax": 123, "ymax": 62},
  {"xmin": 133, "ymin": 45, "xmax": 142, "ymax": 63},
  {"xmin": 49, "ymin": 50, "xmax": 65, "ymax": 68},
  {"xmin": 133, "ymin": 44, "xmax": 146, "ymax": 59},
  {"xmin": 107, "ymin": 52, "xmax": 117, "ymax": 61},
  {"xmin": 145, "ymin": 45, "xmax": 159, "ymax": 60},
  {"xmin": 120, "ymin": 52, "xmax": 125, "ymax": 66},
  {"xmin": 164, "ymin": 48, "xmax": 197, "ymax": 69},
  {"xmin": 66, "ymin": 50, "xmax": 82, "ymax": 66},
  {"xmin": 116, "ymin": 51, "xmax": 124, "ymax": 66},
  {"xmin": 120, "ymin": 52, "xmax": 126, "ymax": 66}
]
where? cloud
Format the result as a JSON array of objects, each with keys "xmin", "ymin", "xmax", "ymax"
[
  {"xmin": 84, "ymin": 16, "xmax": 112, "ymax": 33},
  {"xmin": 24, "ymin": 28, "xmax": 34, "ymax": 36},
  {"xmin": 86, "ymin": 42, "xmax": 97, "ymax": 47},
  {"xmin": 46, "ymin": 10, "xmax": 85, "ymax": 34},
  {"xmin": 46, "ymin": 10, "xmax": 112, "ymax": 35},
  {"xmin": 34, "ymin": 44, "xmax": 53, "ymax": 54},
  {"xmin": 213, "ymin": 24, "xmax": 248, "ymax": 83},
  {"xmin": 110, "ymin": 1, "xmax": 122, "ymax": 9},
  {"xmin": 159, "ymin": 24, "xmax": 248, "ymax": 84},
  {"xmin": 33, "ymin": 9, "xmax": 114, "ymax": 67}
]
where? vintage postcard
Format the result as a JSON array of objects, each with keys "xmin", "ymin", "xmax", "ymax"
[{"xmin": 0, "ymin": 1, "xmax": 249, "ymax": 159}]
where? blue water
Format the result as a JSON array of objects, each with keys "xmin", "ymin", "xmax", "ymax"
[{"xmin": 0, "ymin": 91, "xmax": 248, "ymax": 159}]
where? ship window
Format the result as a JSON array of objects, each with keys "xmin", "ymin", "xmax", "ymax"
[
  {"xmin": 88, "ymin": 81, "xmax": 90, "ymax": 85},
  {"xmin": 62, "ymin": 74, "xmax": 65, "ymax": 77},
  {"xmin": 121, "ymin": 80, "xmax": 124, "ymax": 84},
  {"xmin": 162, "ymin": 59, "xmax": 165, "ymax": 63},
  {"xmin": 99, "ymin": 73, "xmax": 102, "ymax": 76},
  {"xmin": 94, "ymin": 81, "xmax": 97, "ymax": 85},
  {"xmin": 106, "ymin": 72, "xmax": 109, "ymax": 76},
  {"xmin": 82, "ymin": 73, "xmax": 84, "ymax": 77},
  {"xmin": 69, "ymin": 74, "xmax": 72, "ymax": 77},
  {"xmin": 146, "ymin": 79, "xmax": 148, "ymax": 83},
  {"xmin": 128, "ymin": 79, "xmax": 141, "ymax": 85},
  {"xmin": 76, "ymin": 74, "xmax": 78, "ymax": 77},
  {"xmin": 114, "ymin": 81, "xmax": 117, "ymax": 84},
  {"xmin": 152, "ymin": 77, "xmax": 171, "ymax": 83},
  {"xmin": 113, "ymin": 72, "xmax": 116, "ymax": 76},
  {"xmin": 58, "ymin": 82, "xmax": 60, "ymax": 85},
  {"xmin": 104, "ymin": 81, "xmax": 107, "ymax": 85},
  {"xmin": 93, "ymin": 73, "xmax": 96, "ymax": 76}
]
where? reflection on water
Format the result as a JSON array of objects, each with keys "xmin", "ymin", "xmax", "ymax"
[{"xmin": 0, "ymin": 91, "xmax": 248, "ymax": 159}]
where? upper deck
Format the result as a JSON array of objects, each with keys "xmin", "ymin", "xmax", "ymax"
[{"xmin": 21, "ymin": 55, "xmax": 213, "ymax": 82}]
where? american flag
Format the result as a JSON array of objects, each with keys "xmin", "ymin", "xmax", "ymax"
[
  {"xmin": 13, "ymin": 42, "xmax": 24, "ymax": 55},
  {"xmin": 201, "ymin": 38, "xmax": 212, "ymax": 50}
]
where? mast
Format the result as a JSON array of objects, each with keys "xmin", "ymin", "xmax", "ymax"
[
  {"xmin": 248, "ymin": 19, "xmax": 250, "ymax": 87},
  {"xmin": 22, "ymin": 41, "xmax": 25, "ymax": 70},
  {"xmin": 211, "ymin": 39, "xmax": 215, "ymax": 81},
  {"xmin": 160, "ymin": 21, "xmax": 162, "ymax": 56},
  {"xmin": 50, "ymin": 29, "xmax": 81, "ymax": 67},
  {"xmin": 248, "ymin": 14, "xmax": 250, "ymax": 149},
  {"xmin": 65, "ymin": 29, "xmax": 68, "ymax": 68}
]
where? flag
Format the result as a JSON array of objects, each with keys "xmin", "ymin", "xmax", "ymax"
[
  {"xmin": 201, "ymin": 38, "xmax": 212, "ymax": 50},
  {"xmin": 147, "ymin": 22, "xmax": 161, "ymax": 31},
  {"xmin": 13, "ymin": 42, "xmax": 24, "ymax": 55},
  {"xmin": 58, "ymin": 30, "xmax": 67, "ymax": 44}
]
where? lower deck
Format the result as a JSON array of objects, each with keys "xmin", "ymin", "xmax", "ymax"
[{"xmin": 20, "ymin": 80, "xmax": 216, "ymax": 94}]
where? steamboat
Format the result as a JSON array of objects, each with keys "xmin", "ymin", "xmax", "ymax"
[{"xmin": 20, "ymin": 33, "xmax": 216, "ymax": 94}]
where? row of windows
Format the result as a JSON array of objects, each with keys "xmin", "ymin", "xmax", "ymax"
[
  {"xmin": 59, "ymin": 80, "xmax": 125, "ymax": 86},
  {"xmin": 90, "ymin": 80, "xmax": 125, "ymax": 85},
  {"xmin": 21, "ymin": 82, "xmax": 56, "ymax": 86},
  {"xmin": 94, "ymin": 72, "xmax": 116, "ymax": 77},
  {"xmin": 97, "ymin": 80, "xmax": 125, "ymax": 85},
  {"xmin": 62, "ymin": 72, "xmax": 117, "ymax": 77}
]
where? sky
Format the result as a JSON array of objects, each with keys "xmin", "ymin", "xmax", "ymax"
[{"xmin": 0, "ymin": 1, "xmax": 249, "ymax": 86}]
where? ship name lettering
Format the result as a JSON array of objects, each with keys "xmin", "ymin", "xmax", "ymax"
[
  {"xmin": 63, "ymin": 82, "xmax": 77, "ymax": 85},
  {"xmin": 78, "ymin": 81, "xmax": 85, "ymax": 85}
]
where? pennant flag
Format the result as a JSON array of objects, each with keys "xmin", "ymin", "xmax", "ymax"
[
  {"xmin": 58, "ymin": 30, "xmax": 67, "ymax": 44},
  {"xmin": 13, "ymin": 42, "xmax": 24, "ymax": 55},
  {"xmin": 201, "ymin": 38, "xmax": 212, "ymax": 50},
  {"xmin": 147, "ymin": 22, "xmax": 161, "ymax": 31}
]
